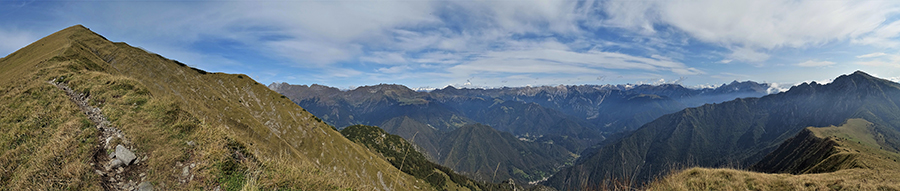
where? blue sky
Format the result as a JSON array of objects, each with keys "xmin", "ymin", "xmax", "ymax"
[{"xmin": 3, "ymin": 0, "xmax": 900, "ymax": 90}]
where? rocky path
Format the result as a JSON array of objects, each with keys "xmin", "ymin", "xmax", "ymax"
[{"xmin": 50, "ymin": 79, "xmax": 153, "ymax": 191}]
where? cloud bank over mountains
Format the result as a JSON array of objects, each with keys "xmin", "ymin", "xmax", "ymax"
[{"xmin": 2, "ymin": 0, "xmax": 900, "ymax": 88}]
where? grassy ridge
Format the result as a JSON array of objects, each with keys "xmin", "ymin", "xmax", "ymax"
[
  {"xmin": 0, "ymin": 25, "xmax": 433, "ymax": 190},
  {"xmin": 648, "ymin": 118, "xmax": 900, "ymax": 190},
  {"xmin": 648, "ymin": 167, "xmax": 900, "ymax": 191}
]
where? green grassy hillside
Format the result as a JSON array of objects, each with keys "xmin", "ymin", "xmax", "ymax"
[
  {"xmin": 340, "ymin": 124, "xmax": 515, "ymax": 191},
  {"xmin": 0, "ymin": 25, "xmax": 432, "ymax": 190},
  {"xmin": 376, "ymin": 116, "xmax": 575, "ymax": 184},
  {"xmin": 648, "ymin": 118, "xmax": 900, "ymax": 190},
  {"xmin": 439, "ymin": 124, "xmax": 575, "ymax": 184}
]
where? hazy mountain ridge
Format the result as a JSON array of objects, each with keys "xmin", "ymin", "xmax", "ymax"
[
  {"xmin": 270, "ymin": 81, "xmax": 770, "ymax": 139},
  {"xmin": 545, "ymin": 71, "xmax": 900, "ymax": 190},
  {"xmin": 270, "ymin": 79, "xmax": 772, "ymax": 185}
]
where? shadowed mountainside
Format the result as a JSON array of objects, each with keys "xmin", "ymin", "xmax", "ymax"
[{"xmin": 340, "ymin": 124, "xmax": 517, "ymax": 191}]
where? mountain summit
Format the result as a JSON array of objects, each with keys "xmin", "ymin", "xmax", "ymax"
[{"xmin": 0, "ymin": 25, "xmax": 431, "ymax": 190}]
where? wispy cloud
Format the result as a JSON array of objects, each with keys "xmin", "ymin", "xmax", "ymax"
[
  {"xmin": 449, "ymin": 47, "xmax": 704, "ymax": 76},
  {"xmin": 597, "ymin": 0, "xmax": 896, "ymax": 62},
  {"xmin": 856, "ymin": 52, "xmax": 888, "ymax": 58},
  {"xmin": 796, "ymin": 60, "xmax": 836, "ymax": 67},
  {"xmin": 853, "ymin": 20, "xmax": 900, "ymax": 48},
  {"xmin": 855, "ymin": 52, "xmax": 900, "ymax": 67}
]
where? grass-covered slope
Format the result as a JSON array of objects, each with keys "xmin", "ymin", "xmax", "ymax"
[
  {"xmin": 751, "ymin": 118, "xmax": 900, "ymax": 174},
  {"xmin": 546, "ymin": 71, "xmax": 900, "ymax": 190},
  {"xmin": 648, "ymin": 118, "xmax": 900, "ymax": 190},
  {"xmin": 341, "ymin": 124, "xmax": 514, "ymax": 191},
  {"xmin": 648, "ymin": 167, "xmax": 900, "ymax": 191},
  {"xmin": 0, "ymin": 25, "xmax": 431, "ymax": 190},
  {"xmin": 439, "ymin": 124, "xmax": 575, "ymax": 184},
  {"xmin": 379, "ymin": 116, "xmax": 443, "ymax": 161},
  {"xmin": 377, "ymin": 116, "xmax": 576, "ymax": 184}
]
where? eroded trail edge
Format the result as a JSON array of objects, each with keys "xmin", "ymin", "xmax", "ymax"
[{"xmin": 50, "ymin": 79, "xmax": 153, "ymax": 191}]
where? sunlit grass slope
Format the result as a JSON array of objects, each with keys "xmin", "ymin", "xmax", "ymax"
[
  {"xmin": 0, "ymin": 25, "xmax": 432, "ymax": 190},
  {"xmin": 648, "ymin": 118, "xmax": 900, "ymax": 190}
]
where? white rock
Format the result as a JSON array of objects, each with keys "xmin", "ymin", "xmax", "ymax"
[
  {"xmin": 116, "ymin": 145, "xmax": 136, "ymax": 165},
  {"xmin": 182, "ymin": 166, "xmax": 190, "ymax": 177},
  {"xmin": 109, "ymin": 159, "xmax": 124, "ymax": 169}
]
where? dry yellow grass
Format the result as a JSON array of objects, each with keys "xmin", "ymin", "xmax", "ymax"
[{"xmin": 648, "ymin": 167, "xmax": 900, "ymax": 191}]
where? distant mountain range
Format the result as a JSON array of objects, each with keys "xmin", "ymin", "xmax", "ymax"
[
  {"xmin": 545, "ymin": 71, "xmax": 900, "ymax": 190},
  {"xmin": 270, "ymin": 78, "xmax": 771, "ymax": 183}
]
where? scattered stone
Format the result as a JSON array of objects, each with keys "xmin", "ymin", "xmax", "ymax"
[
  {"xmin": 109, "ymin": 177, "xmax": 116, "ymax": 182},
  {"xmin": 108, "ymin": 152, "xmax": 116, "ymax": 159},
  {"xmin": 186, "ymin": 141, "xmax": 195, "ymax": 147},
  {"xmin": 95, "ymin": 170, "xmax": 104, "ymax": 176},
  {"xmin": 117, "ymin": 167, "xmax": 124, "ymax": 173},
  {"xmin": 139, "ymin": 173, "xmax": 146, "ymax": 178},
  {"xmin": 137, "ymin": 181, "xmax": 154, "ymax": 191},
  {"xmin": 182, "ymin": 166, "xmax": 190, "ymax": 177},
  {"xmin": 109, "ymin": 159, "xmax": 124, "ymax": 169},
  {"xmin": 116, "ymin": 145, "xmax": 136, "ymax": 165}
]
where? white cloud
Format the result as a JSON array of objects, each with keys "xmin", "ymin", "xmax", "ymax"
[
  {"xmin": 597, "ymin": 0, "xmax": 897, "ymax": 62},
  {"xmin": 376, "ymin": 66, "xmax": 409, "ymax": 74},
  {"xmin": 856, "ymin": 60, "xmax": 900, "ymax": 67},
  {"xmin": 796, "ymin": 60, "xmax": 836, "ymax": 67},
  {"xmin": 728, "ymin": 47, "xmax": 770, "ymax": 63},
  {"xmin": 853, "ymin": 20, "xmax": 900, "ymax": 47},
  {"xmin": 265, "ymin": 39, "xmax": 362, "ymax": 65},
  {"xmin": 888, "ymin": 76, "xmax": 900, "ymax": 83},
  {"xmin": 360, "ymin": 52, "xmax": 408, "ymax": 65},
  {"xmin": 412, "ymin": 51, "xmax": 465, "ymax": 64},
  {"xmin": 855, "ymin": 52, "xmax": 900, "ymax": 67},
  {"xmin": 449, "ymin": 47, "xmax": 704, "ymax": 76},
  {"xmin": 857, "ymin": 52, "xmax": 889, "ymax": 58},
  {"xmin": 13, "ymin": 0, "xmax": 900, "ymax": 88}
]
